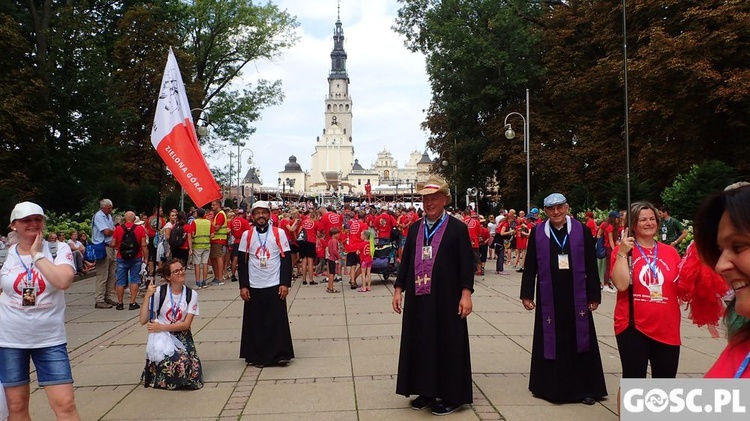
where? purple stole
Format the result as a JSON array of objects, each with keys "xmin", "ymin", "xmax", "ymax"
[
  {"xmin": 535, "ymin": 217, "xmax": 590, "ymax": 360},
  {"xmin": 413, "ymin": 215, "xmax": 449, "ymax": 295}
]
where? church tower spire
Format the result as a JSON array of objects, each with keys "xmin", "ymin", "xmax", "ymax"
[
  {"xmin": 330, "ymin": 1, "xmax": 348, "ymax": 78},
  {"xmin": 309, "ymin": 3, "xmax": 355, "ymax": 192}
]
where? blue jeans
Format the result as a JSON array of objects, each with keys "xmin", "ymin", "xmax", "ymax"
[
  {"xmin": 0, "ymin": 343, "xmax": 73, "ymax": 387},
  {"xmin": 116, "ymin": 257, "xmax": 143, "ymax": 287}
]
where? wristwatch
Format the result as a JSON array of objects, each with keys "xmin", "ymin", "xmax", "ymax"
[{"xmin": 32, "ymin": 252, "xmax": 46, "ymax": 263}]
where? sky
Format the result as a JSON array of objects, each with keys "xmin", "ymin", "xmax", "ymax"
[{"xmin": 206, "ymin": 0, "xmax": 433, "ymax": 188}]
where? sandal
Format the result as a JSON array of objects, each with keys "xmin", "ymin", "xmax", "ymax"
[
  {"xmin": 309, "ymin": 280, "xmax": 319, "ymax": 285},
  {"xmin": 326, "ymin": 288, "xmax": 339, "ymax": 293},
  {"xmin": 350, "ymin": 282, "xmax": 359, "ymax": 290},
  {"xmin": 358, "ymin": 288, "xmax": 367, "ymax": 292}
]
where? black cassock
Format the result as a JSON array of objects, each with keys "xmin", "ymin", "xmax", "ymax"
[
  {"xmin": 520, "ymin": 221, "xmax": 607, "ymax": 403},
  {"xmin": 237, "ymin": 244, "xmax": 294, "ymax": 366},
  {"xmin": 395, "ymin": 216, "xmax": 474, "ymax": 405}
]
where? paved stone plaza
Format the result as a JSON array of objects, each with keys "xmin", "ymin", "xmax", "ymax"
[{"xmin": 27, "ymin": 268, "xmax": 726, "ymax": 420}]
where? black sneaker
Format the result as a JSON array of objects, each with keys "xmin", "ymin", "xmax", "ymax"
[
  {"xmin": 129, "ymin": 302, "xmax": 140, "ymax": 310},
  {"xmin": 231, "ymin": 275, "xmax": 238, "ymax": 282},
  {"xmin": 410, "ymin": 395, "xmax": 435, "ymax": 410},
  {"xmin": 431, "ymin": 401, "xmax": 461, "ymax": 416},
  {"xmin": 115, "ymin": 303, "xmax": 124, "ymax": 311}
]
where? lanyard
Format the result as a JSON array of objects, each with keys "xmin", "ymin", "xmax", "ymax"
[
  {"xmin": 634, "ymin": 242, "xmax": 659, "ymax": 282},
  {"xmin": 169, "ymin": 285, "xmax": 184, "ymax": 323},
  {"xmin": 734, "ymin": 350, "xmax": 750, "ymax": 378},
  {"xmin": 551, "ymin": 229, "xmax": 568, "ymax": 251},
  {"xmin": 257, "ymin": 227, "xmax": 269, "ymax": 254},
  {"xmin": 15, "ymin": 247, "xmax": 35, "ymax": 287},
  {"xmin": 423, "ymin": 216, "xmax": 447, "ymax": 246}
]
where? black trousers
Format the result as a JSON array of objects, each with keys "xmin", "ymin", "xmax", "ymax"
[{"xmin": 616, "ymin": 326, "xmax": 680, "ymax": 378}]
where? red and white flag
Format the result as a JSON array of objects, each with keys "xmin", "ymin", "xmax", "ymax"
[{"xmin": 151, "ymin": 48, "xmax": 222, "ymax": 207}]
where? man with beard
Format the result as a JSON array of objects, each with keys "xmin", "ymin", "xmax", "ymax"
[
  {"xmin": 237, "ymin": 201, "xmax": 294, "ymax": 367},
  {"xmin": 520, "ymin": 193, "xmax": 607, "ymax": 405},
  {"xmin": 392, "ymin": 175, "xmax": 474, "ymax": 416}
]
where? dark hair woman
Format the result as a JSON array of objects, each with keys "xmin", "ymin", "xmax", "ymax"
[{"xmin": 694, "ymin": 183, "xmax": 750, "ymax": 378}]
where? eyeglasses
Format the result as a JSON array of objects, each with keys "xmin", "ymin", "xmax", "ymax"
[{"xmin": 171, "ymin": 267, "xmax": 186, "ymax": 275}]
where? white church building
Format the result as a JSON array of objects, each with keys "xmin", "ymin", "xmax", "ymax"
[{"xmin": 276, "ymin": 11, "xmax": 434, "ymax": 197}]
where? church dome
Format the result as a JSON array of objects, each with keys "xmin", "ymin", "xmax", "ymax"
[
  {"xmin": 351, "ymin": 159, "xmax": 364, "ymax": 171},
  {"xmin": 284, "ymin": 155, "xmax": 303, "ymax": 172}
]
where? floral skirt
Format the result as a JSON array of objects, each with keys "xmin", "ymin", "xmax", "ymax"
[{"xmin": 142, "ymin": 330, "xmax": 203, "ymax": 390}]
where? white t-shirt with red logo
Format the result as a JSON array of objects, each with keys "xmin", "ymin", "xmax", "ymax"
[
  {"xmin": 239, "ymin": 228, "xmax": 291, "ymax": 289},
  {"xmin": 151, "ymin": 285, "xmax": 199, "ymax": 325},
  {"xmin": 0, "ymin": 243, "xmax": 75, "ymax": 348}
]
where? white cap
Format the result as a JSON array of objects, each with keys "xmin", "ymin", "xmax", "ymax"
[
  {"xmin": 250, "ymin": 201, "xmax": 271, "ymax": 212},
  {"xmin": 10, "ymin": 201, "xmax": 46, "ymax": 224}
]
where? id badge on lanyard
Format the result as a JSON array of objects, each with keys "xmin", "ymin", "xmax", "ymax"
[
  {"xmin": 557, "ymin": 254, "xmax": 570, "ymax": 270},
  {"xmin": 22, "ymin": 287, "xmax": 37, "ymax": 307},
  {"xmin": 259, "ymin": 255, "xmax": 268, "ymax": 268},
  {"xmin": 422, "ymin": 246, "xmax": 433, "ymax": 260}
]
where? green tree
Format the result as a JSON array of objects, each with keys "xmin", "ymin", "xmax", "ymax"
[{"xmin": 661, "ymin": 161, "xmax": 738, "ymax": 220}]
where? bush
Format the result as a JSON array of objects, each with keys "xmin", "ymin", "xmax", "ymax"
[{"xmin": 661, "ymin": 161, "xmax": 738, "ymax": 220}]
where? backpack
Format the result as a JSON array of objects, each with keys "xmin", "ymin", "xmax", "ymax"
[
  {"xmin": 120, "ymin": 224, "xmax": 139, "ymax": 259},
  {"xmin": 156, "ymin": 284, "xmax": 193, "ymax": 317},
  {"xmin": 595, "ymin": 236, "xmax": 606, "ymax": 259},
  {"xmin": 168, "ymin": 223, "xmax": 186, "ymax": 249}
]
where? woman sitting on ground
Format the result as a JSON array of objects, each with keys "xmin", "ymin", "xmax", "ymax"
[{"xmin": 139, "ymin": 258, "xmax": 203, "ymax": 389}]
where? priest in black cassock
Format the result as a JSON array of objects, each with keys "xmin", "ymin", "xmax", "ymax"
[
  {"xmin": 237, "ymin": 201, "xmax": 295, "ymax": 367},
  {"xmin": 520, "ymin": 193, "xmax": 607, "ymax": 405},
  {"xmin": 392, "ymin": 175, "xmax": 474, "ymax": 416}
]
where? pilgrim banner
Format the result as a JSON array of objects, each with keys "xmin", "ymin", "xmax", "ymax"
[{"xmin": 151, "ymin": 48, "xmax": 221, "ymax": 207}]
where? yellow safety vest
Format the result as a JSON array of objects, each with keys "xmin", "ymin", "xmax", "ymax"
[
  {"xmin": 213, "ymin": 210, "xmax": 228, "ymax": 243},
  {"xmin": 193, "ymin": 219, "xmax": 211, "ymax": 249}
]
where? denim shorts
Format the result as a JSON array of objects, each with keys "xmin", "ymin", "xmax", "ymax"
[
  {"xmin": 116, "ymin": 257, "xmax": 143, "ymax": 287},
  {"xmin": 0, "ymin": 343, "xmax": 73, "ymax": 387}
]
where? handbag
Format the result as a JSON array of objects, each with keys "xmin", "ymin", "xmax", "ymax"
[{"xmin": 85, "ymin": 242, "xmax": 106, "ymax": 261}]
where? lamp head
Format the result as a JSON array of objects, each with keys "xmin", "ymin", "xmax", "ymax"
[
  {"xmin": 442, "ymin": 160, "xmax": 449, "ymax": 167},
  {"xmin": 504, "ymin": 126, "xmax": 515, "ymax": 140},
  {"xmin": 196, "ymin": 125, "xmax": 208, "ymax": 138}
]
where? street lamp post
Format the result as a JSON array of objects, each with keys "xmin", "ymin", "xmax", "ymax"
[
  {"xmin": 239, "ymin": 148, "xmax": 254, "ymax": 204},
  {"xmin": 502, "ymin": 89, "xmax": 531, "ymax": 213}
]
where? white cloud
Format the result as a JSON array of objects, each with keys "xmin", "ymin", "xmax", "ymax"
[{"xmin": 207, "ymin": 0, "xmax": 432, "ymax": 186}]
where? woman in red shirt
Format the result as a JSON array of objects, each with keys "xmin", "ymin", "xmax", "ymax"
[
  {"xmin": 611, "ymin": 201, "xmax": 682, "ymax": 378},
  {"xmin": 694, "ymin": 183, "xmax": 750, "ymax": 378}
]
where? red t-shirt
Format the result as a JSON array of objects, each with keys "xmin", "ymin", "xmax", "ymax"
[
  {"xmin": 320, "ymin": 212, "xmax": 343, "ymax": 239},
  {"xmin": 480, "ymin": 227, "xmax": 490, "ymax": 245},
  {"xmin": 301, "ymin": 217, "xmax": 319, "ymax": 243},
  {"xmin": 398, "ymin": 214, "xmax": 411, "ymax": 237},
  {"xmin": 180, "ymin": 223, "xmax": 193, "ymax": 250},
  {"xmin": 229, "ymin": 217, "xmax": 250, "ymax": 245},
  {"xmin": 602, "ymin": 222, "xmax": 615, "ymax": 249},
  {"xmin": 279, "ymin": 218, "xmax": 297, "ymax": 246},
  {"xmin": 345, "ymin": 219, "xmax": 367, "ymax": 253},
  {"xmin": 374, "ymin": 213, "xmax": 397, "ymax": 239},
  {"xmin": 146, "ymin": 215, "xmax": 165, "ymax": 238},
  {"xmin": 586, "ymin": 218, "xmax": 598, "ymax": 237},
  {"xmin": 612, "ymin": 243, "xmax": 682, "ymax": 345},
  {"xmin": 358, "ymin": 240, "xmax": 373, "ymax": 263},
  {"xmin": 704, "ymin": 338, "xmax": 750, "ymax": 378},
  {"xmin": 464, "ymin": 217, "xmax": 481, "ymax": 249},
  {"xmin": 316, "ymin": 236, "xmax": 325, "ymax": 258},
  {"xmin": 112, "ymin": 222, "xmax": 147, "ymax": 259},
  {"xmin": 364, "ymin": 214, "xmax": 376, "ymax": 228}
]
